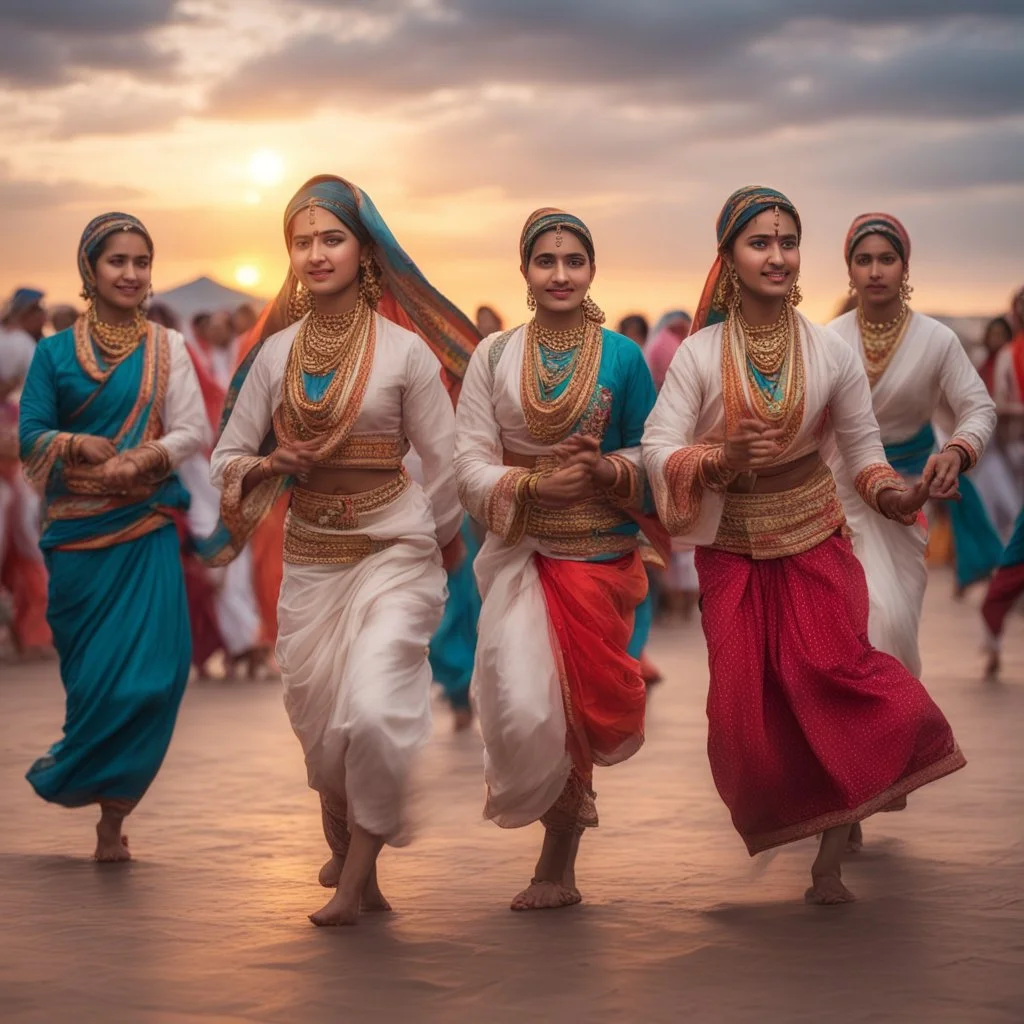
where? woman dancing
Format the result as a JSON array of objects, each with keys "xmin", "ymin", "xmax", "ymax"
[
  {"xmin": 208, "ymin": 175, "xmax": 476, "ymax": 926},
  {"xmin": 643, "ymin": 186, "xmax": 965, "ymax": 904},
  {"xmin": 19, "ymin": 213, "xmax": 207, "ymax": 860},
  {"xmin": 454, "ymin": 208, "xmax": 660, "ymax": 911}
]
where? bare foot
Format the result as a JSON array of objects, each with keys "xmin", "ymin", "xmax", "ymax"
[
  {"xmin": 804, "ymin": 874, "xmax": 857, "ymax": 905},
  {"xmin": 510, "ymin": 880, "xmax": 581, "ymax": 912},
  {"xmin": 452, "ymin": 707, "xmax": 473, "ymax": 732},
  {"xmin": 318, "ymin": 855, "xmax": 343, "ymax": 888},
  {"xmin": 360, "ymin": 876, "xmax": 392, "ymax": 913},
  {"xmin": 846, "ymin": 821, "xmax": 863, "ymax": 854},
  {"xmin": 309, "ymin": 890, "xmax": 360, "ymax": 927},
  {"xmin": 94, "ymin": 823, "xmax": 131, "ymax": 863}
]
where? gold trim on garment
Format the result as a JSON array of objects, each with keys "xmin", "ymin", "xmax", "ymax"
[
  {"xmin": 316, "ymin": 432, "xmax": 409, "ymax": 470},
  {"xmin": 289, "ymin": 473, "xmax": 410, "ymax": 530},
  {"xmin": 712, "ymin": 462, "xmax": 846, "ymax": 559},
  {"xmin": 284, "ymin": 518, "xmax": 397, "ymax": 565}
]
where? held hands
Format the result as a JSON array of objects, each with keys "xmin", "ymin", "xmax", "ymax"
[
  {"xmin": 921, "ymin": 450, "xmax": 962, "ymax": 501},
  {"xmin": 268, "ymin": 439, "xmax": 318, "ymax": 481},
  {"xmin": 722, "ymin": 419, "xmax": 784, "ymax": 473},
  {"xmin": 76, "ymin": 435, "xmax": 117, "ymax": 465},
  {"xmin": 535, "ymin": 434, "xmax": 614, "ymax": 507},
  {"xmin": 878, "ymin": 478, "xmax": 930, "ymax": 521}
]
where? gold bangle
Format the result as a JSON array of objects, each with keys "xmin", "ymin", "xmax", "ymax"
[{"xmin": 259, "ymin": 455, "xmax": 275, "ymax": 481}]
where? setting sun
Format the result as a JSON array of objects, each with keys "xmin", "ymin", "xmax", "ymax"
[
  {"xmin": 248, "ymin": 149, "xmax": 285, "ymax": 188},
  {"xmin": 235, "ymin": 264, "xmax": 261, "ymax": 288}
]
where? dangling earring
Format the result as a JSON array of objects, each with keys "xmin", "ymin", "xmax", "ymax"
[
  {"xmin": 581, "ymin": 292, "xmax": 605, "ymax": 324},
  {"xmin": 526, "ymin": 286, "xmax": 537, "ymax": 312},
  {"xmin": 728, "ymin": 263, "xmax": 742, "ymax": 311},
  {"xmin": 899, "ymin": 272, "xmax": 913, "ymax": 304},
  {"xmin": 848, "ymin": 279, "xmax": 856, "ymax": 296},
  {"xmin": 287, "ymin": 279, "xmax": 313, "ymax": 321},
  {"xmin": 787, "ymin": 274, "xmax": 803, "ymax": 308},
  {"xmin": 358, "ymin": 256, "xmax": 382, "ymax": 308}
]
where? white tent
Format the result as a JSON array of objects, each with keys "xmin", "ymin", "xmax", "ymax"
[{"xmin": 152, "ymin": 276, "xmax": 267, "ymax": 335}]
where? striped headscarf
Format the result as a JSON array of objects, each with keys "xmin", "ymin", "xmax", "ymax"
[
  {"xmin": 227, "ymin": 174, "xmax": 479, "ymax": 426},
  {"xmin": 519, "ymin": 208, "xmax": 595, "ymax": 266},
  {"xmin": 692, "ymin": 186, "xmax": 801, "ymax": 333},
  {"xmin": 845, "ymin": 212, "xmax": 910, "ymax": 265},
  {"xmin": 77, "ymin": 212, "xmax": 153, "ymax": 299}
]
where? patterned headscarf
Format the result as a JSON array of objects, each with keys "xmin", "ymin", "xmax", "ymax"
[
  {"xmin": 845, "ymin": 212, "xmax": 911, "ymax": 265},
  {"xmin": 519, "ymin": 208, "xmax": 595, "ymax": 266},
  {"xmin": 77, "ymin": 212, "xmax": 153, "ymax": 300},
  {"xmin": 225, "ymin": 174, "xmax": 479, "ymax": 428},
  {"xmin": 691, "ymin": 186, "xmax": 801, "ymax": 333}
]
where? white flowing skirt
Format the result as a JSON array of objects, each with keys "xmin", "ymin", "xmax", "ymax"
[
  {"xmin": 276, "ymin": 483, "xmax": 445, "ymax": 845},
  {"xmin": 831, "ymin": 459, "xmax": 928, "ymax": 676},
  {"xmin": 471, "ymin": 534, "xmax": 571, "ymax": 829}
]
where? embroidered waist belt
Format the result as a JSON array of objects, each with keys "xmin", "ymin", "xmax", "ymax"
[
  {"xmin": 317, "ymin": 432, "xmax": 409, "ymax": 470},
  {"xmin": 525, "ymin": 501, "xmax": 635, "ymax": 558},
  {"xmin": 712, "ymin": 462, "xmax": 846, "ymax": 560},
  {"xmin": 284, "ymin": 473, "xmax": 408, "ymax": 565}
]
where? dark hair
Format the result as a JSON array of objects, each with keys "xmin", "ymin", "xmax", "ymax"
[
  {"xmin": 148, "ymin": 302, "xmax": 181, "ymax": 332},
  {"xmin": 617, "ymin": 314, "xmax": 649, "ymax": 338},
  {"xmin": 191, "ymin": 312, "xmax": 211, "ymax": 333},
  {"xmin": 88, "ymin": 225, "xmax": 153, "ymax": 271},
  {"xmin": 985, "ymin": 316, "xmax": 1012, "ymax": 339}
]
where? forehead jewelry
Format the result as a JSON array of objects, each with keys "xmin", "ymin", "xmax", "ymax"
[
  {"xmin": 308, "ymin": 202, "xmax": 317, "ymax": 225},
  {"xmin": 554, "ymin": 223, "xmax": 563, "ymax": 247},
  {"xmin": 772, "ymin": 205, "xmax": 781, "ymax": 236}
]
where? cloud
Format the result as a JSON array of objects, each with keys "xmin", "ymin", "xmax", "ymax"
[
  {"xmin": 0, "ymin": 160, "xmax": 144, "ymax": 210},
  {"xmin": 0, "ymin": 0, "xmax": 181, "ymax": 88}
]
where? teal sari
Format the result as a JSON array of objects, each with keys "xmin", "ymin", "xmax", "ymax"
[
  {"xmin": 18, "ymin": 324, "xmax": 191, "ymax": 807},
  {"xmin": 885, "ymin": 423, "xmax": 1002, "ymax": 590}
]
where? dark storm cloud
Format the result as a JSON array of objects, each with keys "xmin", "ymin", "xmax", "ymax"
[
  {"xmin": 0, "ymin": 0, "xmax": 180, "ymax": 88},
  {"xmin": 207, "ymin": 1, "xmax": 1024, "ymax": 131}
]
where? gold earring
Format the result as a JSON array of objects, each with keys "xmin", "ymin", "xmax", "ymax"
[
  {"xmin": 581, "ymin": 293, "xmax": 605, "ymax": 324},
  {"xmin": 728, "ymin": 263, "xmax": 742, "ymax": 311},
  {"xmin": 358, "ymin": 256, "xmax": 382, "ymax": 308},
  {"xmin": 848, "ymin": 279, "xmax": 856, "ymax": 296},
  {"xmin": 287, "ymin": 279, "xmax": 313, "ymax": 321},
  {"xmin": 526, "ymin": 286, "xmax": 536, "ymax": 311},
  {"xmin": 788, "ymin": 274, "xmax": 803, "ymax": 307},
  {"xmin": 899, "ymin": 273, "xmax": 913, "ymax": 304}
]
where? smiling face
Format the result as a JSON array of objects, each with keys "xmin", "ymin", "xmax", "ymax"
[
  {"xmin": 92, "ymin": 229, "xmax": 152, "ymax": 313},
  {"xmin": 849, "ymin": 233, "xmax": 905, "ymax": 307},
  {"xmin": 522, "ymin": 228, "xmax": 595, "ymax": 317},
  {"xmin": 288, "ymin": 205, "xmax": 364, "ymax": 302},
  {"xmin": 727, "ymin": 208, "xmax": 800, "ymax": 305}
]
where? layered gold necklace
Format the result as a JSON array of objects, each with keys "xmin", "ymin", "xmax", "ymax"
[
  {"xmin": 74, "ymin": 305, "xmax": 148, "ymax": 383},
  {"xmin": 858, "ymin": 303, "xmax": 911, "ymax": 387},
  {"xmin": 722, "ymin": 302, "xmax": 805, "ymax": 455},
  {"xmin": 276, "ymin": 299, "xmax": 376, "ymax": 455},
  {"xmin": 520, "ymin": 318, "xmax": 603, "ymax": 445}
]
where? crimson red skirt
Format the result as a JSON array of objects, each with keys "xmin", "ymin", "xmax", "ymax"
[
  {"xmin": 696, "ymin": 533, "xmax": 965, "ymax": 855},
  {"xmin": 536, "ymin": 551, "xmax": 648, "ymax": 777}
]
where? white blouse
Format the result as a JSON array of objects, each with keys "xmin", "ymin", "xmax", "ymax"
[
  {"xmin": 642, "ymin": 312, "xmax": 890, "ymax": 547},
  {"xmin": 828, "ymin": 310, "xmax": 994, "ymax": 459},
  {"xmin": 162, "ymin": 329, "xmax": 211, "ymax": 467},
  {"xmin": 210, "ymin": 313, "xmax": 461, "ymax": 545}
]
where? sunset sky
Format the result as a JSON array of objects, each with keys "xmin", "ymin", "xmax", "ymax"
[{"xmin": 1, "ymin": 1, "xmax": 1021, "ymax": 326}]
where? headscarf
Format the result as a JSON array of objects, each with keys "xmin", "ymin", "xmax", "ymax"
[
  {"xmin": 1, "ymin": 287, "xmax": 44, "ymax": 322},
  {"xmin": 519, "ymin": 207, "xmax": 595, "ymax": 266},
  {"xmin": 691, "ymin": 186, "xmax": 801, "ymax": 334},
  {"xmin": 77, "ymin": 212, "xmax": 153, "ymax": 300},
  {"xmin": 226, "ymin": 174, "xmax": 478, "ymax": 431},
  {"xmin": 844, "ymin": 212, "xmax": 911, "ymax": 266}
]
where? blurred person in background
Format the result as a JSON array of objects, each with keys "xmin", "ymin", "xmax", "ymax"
[
  {"xmin": 617, "ymin": 313, "xmax": 648, "ymax": 348},
  {"xmin": 475, "ymin": 304, "xmax": 503, "ymax": 337},
  {"xmin": 0, "ymin": 287, "xmax": 51, "ymax": 659},
  {"xmin": 49, "ymin": 304, "xmax": 79, "ymax": 334},
  {"xmin": 644, "ymin": 309, "xmax": 691, "ymax": 392},
  {"xmin": 147, "ymin": 301, "xmax": 181, "ymax": 332},
  {"xmin": 231, "ymin": 302, "xmax": 259, "ymax": 342}
]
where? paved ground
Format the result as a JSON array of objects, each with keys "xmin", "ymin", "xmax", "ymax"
[{"xmin": 1, "ymin": 567, "xmax": 1022, "ymax": 1024}]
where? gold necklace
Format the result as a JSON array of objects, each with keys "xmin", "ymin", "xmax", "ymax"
[
  {"xmin": 737, "ymin": 306, "xmax": 790, "ymax": 376},
  {"xmin": 858, "ymin": 303, "xmax": 911, "ymax": 387},
  {"xmin": 89, "ymin": 305, "xmax": 147, "ymax": 364},
  {"xmin": 520, "ymin": 318, "xmax": 603, "ymax": 445},
  {"xmin": 276, "ymin": 299, "xmax": 376, "ymax": 452},
  {"xmin": 722, "ymin": 303, "xmax": 806, "ymax": 455}
]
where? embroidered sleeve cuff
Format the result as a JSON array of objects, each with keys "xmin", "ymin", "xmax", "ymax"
[
  {"xmin": 216, "ymin": 454, "xmax": 290, "ymax": 560},
  {"xmin": 22, "ymin": 430, "xmax": 75, "ymax": 494},
  {"xmin": 484, "ymin": 467, "xmax": 529, "ymax": 544},
  {"xmin": 654, "ymin": 443, "xmax": 733, "ymax": 535},
  {"xmin": 604, "ymin": 453, "xmax": 641, "ymax": 509},
  {"xmin": 854, "ymin": 462, "xmax": 917, "ymax": 524}
]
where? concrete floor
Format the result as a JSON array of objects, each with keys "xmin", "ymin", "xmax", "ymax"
[{"xmin": 1, "ymin": 568, "xmax": 1022, "ymax": 1023}]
